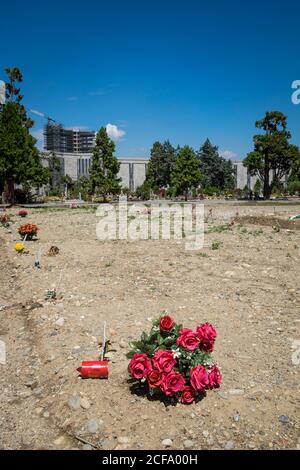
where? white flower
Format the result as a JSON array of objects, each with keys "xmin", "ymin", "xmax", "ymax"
[{"xmin": 172, "ymin": 349, "xmax": 181, "ymax": 358}]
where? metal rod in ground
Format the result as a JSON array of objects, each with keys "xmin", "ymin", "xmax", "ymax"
[{"xmin": 101, "ymin": 321, "xmax": 107, "ymax": 360}]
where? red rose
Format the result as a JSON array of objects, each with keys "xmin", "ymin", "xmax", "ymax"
[
  {"xmin": 181, "ymin": 386, "xmax": 196, "ymax": 404},
  {"xmin": 161, "ymin": 371, "xmax": 185, "ymax": 396},
  {"xmin": 196, "ymin": 323, "xmax": 217, "ymax": 352},
  {"xmin": 190, "ymin": 365, "xmax": 209, "ymax": 392},
  {"xmin": 207, "ymin": 365, "xmax": 222, "ymax": 389},
  {"xmin": 129, "ymin": 353, "xmax": 152, "ymax": 380},
  {"xmin": 176, "ymin": 328, "xmax": 199, "ymax": 351},
  {"xmin": 147, "ymin": 369, "xmax": 163, "ymax": 388},
  {"xmin": 152, "ymin": 350, "xmax": 176, "ymax": 373},
  {"xmin": 159, "ymin": 315, "xmax": 175, "ymax": 332}
]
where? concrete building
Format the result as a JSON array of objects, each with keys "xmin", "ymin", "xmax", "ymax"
[
  {"xmin": 43, "ymin": 152, "xmax": 148, "ymax": 192},
  {"xmin": 44, "ymin": 122, "xmax": 96, "ymax": 154}
]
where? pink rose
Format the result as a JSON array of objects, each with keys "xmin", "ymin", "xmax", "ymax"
[
  {"xmin": 196, "ymin": 323, "xmax": 217, "ymax": 352},
  {"xmin": 181, "ymin": 386, "xmax": 196, "ymax": 404},
  {"xmin": 152, "ymin": 350, "xmax": 176, "ymax": 373},
  {"xmin": 147, "ymin": 369, "xmax": 163, "ymax": 388},
  {"xmin": 207, "ymin": 365, "xmax": 222, "ymax": 389},
  {"xmin": 176, "ymin": 328, "xmax": 199, "ymax": 351},
  {"xmin": 190, "ymin": 365, "xmax": 209, "ymax": 392},
  {"xmin": 129, "ymin": 353, "xmax": 152, "ymax": 380},
  {"xmin": 161, "ymin": 371, "xmax": 185, "ymax": 396}
]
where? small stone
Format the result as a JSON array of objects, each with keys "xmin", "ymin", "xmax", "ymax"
[
  {"xmin": 202, "ymin": 430, "xmax": 209, "ymax": 438},
  {"xmin": 162, "ymin": 439, "xmax": 173, "ymax": 447},
  {"xmin": 183, "ymin": 439, "xmax": 194, "ymax": 449},
  {"xmin": 229, "ymin": 389, "xmax": 244, "ymax": 396},
  {"xmin": 233, "ymin": 414, "xmax": 241, "ymax": 422},
  {"xmin": 80, "ymin": 398, "xmax": 91, "ymax": 410},
  {"xmin": 68, "ymin": 394, "xmax": 81, "ymax": 410},
  {"xmin": 117, "ymin": 436, "xmax": 130, "ymax": 444},
  {"xmin": 278, "ymin": 415, "xmax": 289, "ymax": 424},
  {"xmin": 55, "ymin": 317, "xmax": 65, "ymax": 327},
  {"xmin": 43, "ymin": 411, "xmax": 50, "ymax": 418},
  {"xmin": 87, "ymin": 418, "xmax": 98, "ymax": 434},
  {"xmin": 224, "ymin": 441, "xmax": 235, "ymax": 450}
]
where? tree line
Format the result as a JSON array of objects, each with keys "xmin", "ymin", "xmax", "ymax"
[
  {"xmin": 1, "ymin": 67, "xmax": 300, "ymax": 203},
  {"xmin": 139, "ymin": 139, "xmax": 236, "ymax": 201}
]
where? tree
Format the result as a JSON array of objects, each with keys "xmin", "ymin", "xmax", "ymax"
[
  {"xmin": 243, "ymin": 111, "xmax": 300, "ymax": 199},
  {"xmin": 197, "ymin": 139, "xmax": 235, "ymax": 190},
  {"xmin": 0, "ymin": 67, "xmax": 49, "ymax": 203},
  {"xmin": 170, "ymin": 146, "xmax": 201, "ymax": 201},
  {"xmin": 41, "ymin": 151, "xmax": 61, "ymax": 190},
  {"xmin": 89, "ymin": 127, "xmax": 121, "ymax": 201},
  {"xmin": 146, "ymin": 140, "xmax": 177, "ymax": 189}
]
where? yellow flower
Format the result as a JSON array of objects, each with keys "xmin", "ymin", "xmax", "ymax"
[{"xmin": 15, "ymin": 242, "xmax": 25, "ymax": 252}]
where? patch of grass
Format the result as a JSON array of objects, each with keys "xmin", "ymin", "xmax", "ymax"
[
  {"xmin": 211, "ymin": 240, "xmax": 222, "ymax": 250},
  {"xmin": 197, "ymin": 252, "xmax": 209, "ymax": 258},
  {"xmin": 249, "ymin": 228, "xmax": 264, "ymax": 237},
  {"xmin": 104, "ymin": 260, "xmax": 114, "ymax": 268},
  {"xmin": 205, "ymin": 224, "xmax": 231, "ymax": 234}
]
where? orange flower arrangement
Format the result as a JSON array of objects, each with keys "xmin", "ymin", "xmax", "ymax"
[{"xmin": 18, "ymin": 223, "xmax": 39, "ymax": 240}]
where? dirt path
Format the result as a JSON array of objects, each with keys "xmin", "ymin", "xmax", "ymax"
[{"xmin": 0, "ymin": 202, "xmax": 299, "ymax": 450}]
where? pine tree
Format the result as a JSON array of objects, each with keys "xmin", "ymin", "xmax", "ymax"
[
  {"xmin": 171, "ymin": 146, "xmax": 201, "ymax": 201},
  {"xmin": 197, "ymin": 139, "xmax": 235, "ymax": 190},
  {"xmin": 0, "ymin": 67, "xmax": 49, "ymax": 203},
  {"xmin": 146, "ymin": 140, "xmax": 177, "ymax": 189},
  {"xmin": 89, "ymin": 127, "xmax": 121, "ymax": 201},
  {"xmin": 243, "ymin": 112, "xmax": 300, "ymax": 199}
]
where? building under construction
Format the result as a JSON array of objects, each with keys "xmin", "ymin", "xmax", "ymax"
[{"xmin": 44, "ymin": 122, "xmax": 96, "ymax": 153}]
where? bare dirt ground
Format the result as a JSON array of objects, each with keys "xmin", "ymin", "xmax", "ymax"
[{"xmin": 0, "ymin": 202, "xmax": 299, "ymax": 450}]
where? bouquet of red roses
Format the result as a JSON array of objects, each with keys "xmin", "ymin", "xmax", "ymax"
[{"xmin": 127, "ymin": 314, "xmax": 221, "ymax": 404}]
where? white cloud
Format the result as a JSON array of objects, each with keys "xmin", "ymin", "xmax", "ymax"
[
  {"xmin": 31, "ymin": 128, "xmax": 44, "ymax": 150},
  {"xmin": 220, "ymin": 150, "xmax": 237, "ymax": 160},
  {"xmin": 67, "ymin": 96, "xmax": 78, "ymax": 101},
  {"xmin": 106, "ymin": 123, "xmax": 126, "ymax": 142}
]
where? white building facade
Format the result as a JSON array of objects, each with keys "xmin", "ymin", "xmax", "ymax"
[{"xmin": 43, "ymin": 152, "xmax": 286, "ymax": 192}]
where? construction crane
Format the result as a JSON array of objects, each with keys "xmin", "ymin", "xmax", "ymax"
[{"xmin": 28, "ymin": 108, "xmax": 57, "ymax": 124}]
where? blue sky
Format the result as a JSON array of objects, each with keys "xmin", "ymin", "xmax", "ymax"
[{"xmin": 0, "ymin": 0, "xmax": 299, "ymax": 159}]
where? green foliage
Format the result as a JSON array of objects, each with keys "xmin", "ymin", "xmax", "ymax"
[
  {"xmin": 126, "ymin": 316, "xmax": 183, "ymax": 359},
  {"xmin": 287, "ymin": 180, "xmax": 300, "ymax": 195},
  {"xmin": 136, "ymin": 180, "xmax": 152, "ymax": 200},
  {"xmin": 211, "ymin": 240, "xmax": 222, "ymax": 250},
  {"xmin": 146, "ymin": 140, "xmax": 177, "ymax": 188},
  {"xmin": 206, "ymin": 224, "xmax": 231, "ymax": 234},
  {"xmin": 243, "ymin": 111, "xmax": 300, "ymax": 199},
  {"xmin": 197, "ymin": 139, "xmax": 235, "ymax": 190},
  {"xmin": 170, "ymin": 146, "xmax": 201, "ymax": 200},
  {"xmin": 89, "ymin": 127, "xmax": 121, "ymax": 200},
  {"xmin": 203, "ymin": 185, "xmax": 220, "ymax": 196},
  {"xmin": 253, "ymin": 179, "xmax": 262, "ymax": 196},
  {"xmin": 0, "ymin": 67, "xmax": 49, "ymax": 203}
]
